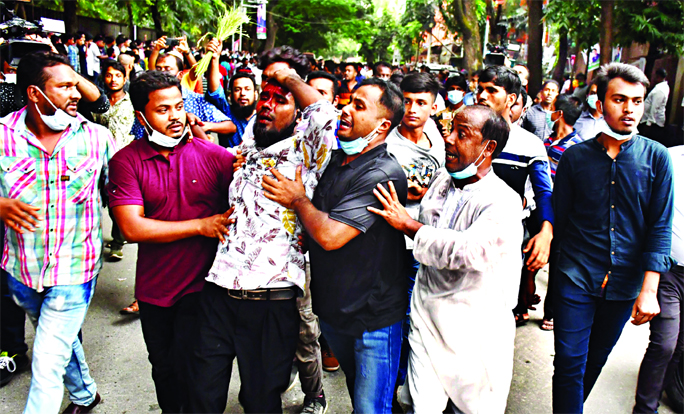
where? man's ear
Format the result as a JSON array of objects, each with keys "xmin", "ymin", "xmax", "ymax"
[
  {"xmin": 596, "ymin": 99, "xmax": 604, "ymax": 116},
  {"xmin": 377, "ymin": 118, "xmax": 393, "ymax": 135},
  {"xmin": 431, "ymin": 100, "xmax": 438, "ymax": 116},
  {"xmin": 26, "ymin": 85, "xmax": 41, "ymax": 104},
  {"xmin": 333, "ymin": 95, "xmax": 339, "ymax": 107},
  {"xmin": 484, "ymin": 139, "xmax": 497, "ymax": 158},
  {"xmin": 134, "ymin": 111, "xmax": 147, "ymax": 129}
]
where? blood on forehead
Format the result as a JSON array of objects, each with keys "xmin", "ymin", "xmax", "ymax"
[{"xmin": 262, "ymin": 81, "xmax": 292, "ymax": 99}]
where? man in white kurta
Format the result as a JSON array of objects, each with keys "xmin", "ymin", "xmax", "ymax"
[{"xmin": 370, "ymin": 105, "xmax": 523, "ymax": 413}]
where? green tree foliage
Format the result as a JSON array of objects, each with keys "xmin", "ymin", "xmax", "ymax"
[
  {"xmin": 267, "ymin": 0, "xmax": 373, "ymax": 53},
  {"xmin": 440, "ymin": 0, "xmax": 487, "ymax": 71}
]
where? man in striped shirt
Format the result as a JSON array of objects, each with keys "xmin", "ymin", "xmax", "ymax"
[
  {"xmin": 544, "ymin": 94, "xmax": 585, "ymax": 180},
  {"xmin": 0, "ymin": 52, "xmax": 114, "ymax": 414}
]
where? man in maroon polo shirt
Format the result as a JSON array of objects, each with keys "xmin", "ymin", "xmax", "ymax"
[{"xmin": 107, "ymin": 71, "xmax": 235, "ymax": 413}]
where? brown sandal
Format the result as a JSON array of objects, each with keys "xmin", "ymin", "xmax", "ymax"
[
  {"xmin": 119, "ymin": 300, "xmax": 139, "ymax": 315},
  {"xmin": 541, "ymin": 318, "xmax": 554, "ymax": 331}
]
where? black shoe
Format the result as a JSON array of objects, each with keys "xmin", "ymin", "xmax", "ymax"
[
  {"xmin": 62, "ymin": 392, "xmax": 101, "ymax": 414},
  {"xmin": 0, "ymin": 351, "xmax": 29, "ymax": 387}
]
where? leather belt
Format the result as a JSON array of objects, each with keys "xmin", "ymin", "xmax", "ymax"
[{"xmin": 227, "ymin": 287, "xmax": 296, "ymax": 301}]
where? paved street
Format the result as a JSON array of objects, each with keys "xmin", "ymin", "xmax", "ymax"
[{"xmin": 0, "ymin": 216, "xmax": 679, "ymax": 413}]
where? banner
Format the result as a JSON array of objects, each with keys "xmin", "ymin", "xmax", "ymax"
[
  {"xmin": 587, "ymin": 45, "xmax": 600, "ymax": 72},
  {"xmin": 257, "ymin": 4, "xmax": 267, "ymax": 40}
]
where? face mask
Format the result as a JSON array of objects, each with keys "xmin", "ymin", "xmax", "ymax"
[
  {"xmin": 598, "ymin": 119, "xmax": 637, "ymax": 141},
  {"xmin": 586, "ymin": 95, "xmax": 598, "ymax": 110},
  {"xmin": 34, "ymin": 87, "xmax": 78, "ymax": 132},
  {"xmin": 448, "ymin": 140, "xmax": 490, "ymax": 180},
  {"xmin": 3, "ymin": 73, "xmax": 16, "ymax": 84},
  {"xmin": 545, "ymin": 111, "xmax": 559, "ymax": 131},
  {"xmin": 339, "ymin": 119, "xmax": 386, "ymax": 155},
  {"xmin": 139, "ymin": 113, "xmax": 188, "ymax": 148},
  {"xmin": 447, "ymin": 90, "xmax": 464, "ymax": 105}
]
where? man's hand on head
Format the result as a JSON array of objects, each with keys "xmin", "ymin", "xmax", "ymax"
[
  {"xmin": 262, "ymin": 166, "xmax": 308, "ymax": 209},
  {"xmin": 264, "ymin": 67, "xmax": 300, "ymax": 86}
]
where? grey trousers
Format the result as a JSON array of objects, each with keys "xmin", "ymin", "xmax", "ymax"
[
  {"xmin": 634, "ymin": 265, "xmax": 684, "ymax": 413},
  {"xmin": 296, "ymin": 262, "xmax": 324, "ymax": 398}
]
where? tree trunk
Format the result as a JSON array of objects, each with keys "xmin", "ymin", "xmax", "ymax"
[
  {"xmin": 63, "ymin": 0, "xmax": 78, "ymax": 35},
  {"xmin": 527, "ymin": 0, "xmax": 544, "ymax": 100},
  {"xmin": 451, "ymin": 0, "xmax": 481, "ymax": 73},
  {"xmin": 599, "ymin": 0, "xmax": 614, "ymax": 65},
  {"xmin": 644, "ymin": 42, "xmax": 660, "ymax": 81},
  {"xmin": 265, "ymin": 12, "xmax": 278, "ymax": 51},
  {"xmin": 126, "ymin": 1, "xmax": 135, "ymax": 40},
  {"xmin": 150, "ymin": 0, "xmax": 164, "ymax": 38},
  {"xmin": 552, "ymin": 31, "xmax": 568, "ymax": 84}
]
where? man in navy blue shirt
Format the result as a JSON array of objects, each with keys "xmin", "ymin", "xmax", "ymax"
[{"xmin": 552, "ymin": 63, "xmax": 675, "ymax": 413}]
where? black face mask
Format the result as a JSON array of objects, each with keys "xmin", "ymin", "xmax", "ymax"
[
  {"xmin": 253, "ymin": 116, "xmax": 297, "ymax": 149},
  {"xmin": 231, "ymin": 101, "xmax": 256, "ymax": 120}
]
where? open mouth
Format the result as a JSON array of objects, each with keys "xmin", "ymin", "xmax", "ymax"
[
  {"xmin": 445, "ymin": 152, "xmax": 458, "ymax": 161},
  {"xmin": 168, "ymin": 123, "xmax": 183, "ymax": 132},
  {"xmin": 339, "ymin": 117, "xmax": 352, "ymax": 131}
]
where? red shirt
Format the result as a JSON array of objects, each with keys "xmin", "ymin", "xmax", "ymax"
[{"xmin": 108, "ymin": 137, "xmax": 234, "ymax": 306}]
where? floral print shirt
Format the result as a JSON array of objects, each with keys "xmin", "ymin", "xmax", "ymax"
[
  {"xmin": 93, "ymin": 93, "xmax": 135, "ymax": 150},
  {"xmin": 207, "ymin": 100, "xmax": 337, "ymax": 291}
]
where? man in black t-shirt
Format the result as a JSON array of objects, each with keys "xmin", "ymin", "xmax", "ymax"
[{"xmin": 263, "ymin": 78, "xmax": 408, "ymax": 413}]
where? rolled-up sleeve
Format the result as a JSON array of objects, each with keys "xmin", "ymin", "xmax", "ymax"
[{"xmin": 642, "ymin": 148, "xmax": 675, "ymax": 273}]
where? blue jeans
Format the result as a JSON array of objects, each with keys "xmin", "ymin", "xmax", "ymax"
[
  {"xmin": 7, "ymin": 275, "xmax": 98, "ymax": 414},
  {"xmin": 552, "ymin": 271, "xmax": 634, "ymax": 413},
  {"xmin": 319, "ymin": 319, "xmax": 402, "ymax": 413}
]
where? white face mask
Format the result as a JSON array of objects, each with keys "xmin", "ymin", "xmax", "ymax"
[
  {"xmin": 3, "ymin": 73, "xmax": 16, "ymax": 84},
  {"xmin": 339, "ymin": 119, "xmax": 386, "ymax": 155},
  {"xmin": 447, "ymin": 90, "xmax": 464, "ymax": 105},
  {"xmin": 139, "ymin": 113, "xmax": 188, "ymax": 148},
  {"xmin": 34, "ymin": 87, "xmax": 78, "ymax": 132},
  {"xmin": 598, "ymin": 119, "xmax": 637, "ymax": 141}
]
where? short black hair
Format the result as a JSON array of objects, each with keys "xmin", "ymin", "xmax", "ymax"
[
  {"xmin": 373, "ymin": 61, "xmax": 391, "ymax": 75},
  {"xmin": 462, "ymin": 105, "xmax": 510, "ymax": 159},
  {"xmin": 343, "ymin": 62, "xmax": 359, "ymax": 73},
  {"xmin": 575, "ymin": 73, "xmax": 586, "ymax": 81},
  {"xmin": 541, "ymin": 79, "xmax": 560, "ymax": 90},
  {"xmin": 594, "ymin": 62, "xmax": 649, "ymax": 103},
  {"xmin": 229, "ymin": 72, "xmax": 257, "ymax": 93},
  {"xmin": 445, "ymin": 73, "xmax": 468, "ymax": 91},
  {"xmin": 519, "ymin": 87, "xmax": 528, "ymax": 106},
  {"xmin": 101, "ymin": 59, "xmax": 127, "ymax": 77},
  {"xmin": 157, "ymin": 53, "xmax": 183, "ymax": 72},
  {"xmin": 400, "ymin": 72, "xmax": 441, "ymax": 100},
  {"xmin": 17, "ymin": 52, "xmax": 72, "ymax": 99},
  {"xmin": 358, "ymin": 78, "xmax": 405, "ymax": 130},
  {"xmin": 103, "ymin": 35, "xmax": 113, "ymax": 45},
  {"xmin": 323, "ymin": 60, "xmax": 337, "ymax": 73},
  {"xmin": 554, "ymin": 94, "xmax": 582, "ymax": 126},
  {"xmin": 655, "ymin": 68, "xmax": 667, "ymax": 78},
  {"xmin": 258, "ymin": 45, "xmax": 310, "ymax": 78},
  {"xmin": 116, "ymin": 34, "xmax": 128, "ymax": 46},
  {"xmin": 307, "ymin": 70, "xmax": 339, "ymax": 98},
  {"xmin": 389, "ymin": 72, "xmax": 404, "ymax": 88},
  {"xmin": 129, "ymin": 71, "xmax": 182, "ymax": 112},
  {"xmin": 479, "ymin": 65, "xmax": 521, "ymax": 99}
]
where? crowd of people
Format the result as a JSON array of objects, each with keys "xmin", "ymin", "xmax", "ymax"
[{"xmin": 0, "ymin": 30, "xmax": 681, "ymax": 414}]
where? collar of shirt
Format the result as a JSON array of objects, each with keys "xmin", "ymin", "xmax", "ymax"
[
  {"xmin": 589, "ymin": 133, "xmax": 638, "ymax": 153},
  {"xmin": 1, "ymin": 106, "xmax": 89, "ymax": 149},
  {"xmin": 545, "ymin": 130, "xmax": 578, "ymax": 147}
]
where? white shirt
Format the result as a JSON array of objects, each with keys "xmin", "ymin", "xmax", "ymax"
[
  {"xmin": 669, "ymin": 145, "xmax": 683, "ymax": 264},
  {"xmin": 409, "ymin": 169, "xmax": 523, "ymax": 413},
  {"xmin": 641, "ymin": 81, "xmax": 670, "ymax": 127},
  {"xmin": 86, "ymin": 43, "xmax": 102, "ymax": 76}
]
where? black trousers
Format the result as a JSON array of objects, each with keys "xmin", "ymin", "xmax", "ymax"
[
  {"xmin": 634, "ymin": 265, "xmax": 684, "ymax": 413},
  {"xmin": 138, "ymin": 292, "xmax": 201, "ymax": 414},
  {"xmin": 1, "ymin": 269, "xmax": 28, "ymax": 356},
  {"xmin": 190, "ymin": 282, "xmax": 299, "ymax": 413}
]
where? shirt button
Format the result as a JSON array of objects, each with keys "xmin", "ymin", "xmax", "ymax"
[
  {"xmin": 611, "ymin": 251, "xmax": 615, "ymax": 255},
  {"xmin": 608, "ymin": 271, "xmax": 612, "ymax": 274},
  {"xmin": 611, "ymin": 205, "xmax": 615, "ymax": 209},
  {"xmin": 50, "ymin": 180, "xmax": 54, "ymax": 184},
  {"xmin": 170, "ymin": 169, "xmax": 174, "ymax": 172},
  {"xmin": 611, "ymin": 228, "xmax": 615, "ymax": 231},
  {"xmin": 613, "ymin": 159, "xmax": 617, "ymax": 163},
  {"xmin": 611, "ymin": 181, "xmax": 615, "ymax": 185}
]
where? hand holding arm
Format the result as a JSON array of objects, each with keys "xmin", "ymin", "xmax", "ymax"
[
  {"xmin": 262, "ymin": 166, "xmax": 360, "ymax": 250},
  {"xmin": 367, "ymin": 181, "xmax": 423, "ymax": 239}
]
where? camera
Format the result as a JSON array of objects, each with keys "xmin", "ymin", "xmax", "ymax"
[{"xmin": 165, "ymin": 37, "xmax": 181, "ymax": 49}]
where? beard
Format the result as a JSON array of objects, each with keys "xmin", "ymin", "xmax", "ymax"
[
  {"xmin": 253, "ymin": 117, "xmax": 297, "ymax": 149},
  {"xmin": 230, "ymin": 101, "xmax": 256, "ymax": 120}
]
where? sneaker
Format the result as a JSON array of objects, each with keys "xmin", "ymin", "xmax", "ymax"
[
  {"xmin": 108, "ymin": 248, "xmax": 123, "ymax": 261},
  {"xmin": 0, "ymin": 351, "xmax": 29, "ymax": 387},
  {"xmin": 322, "ymin": 348, "xmax": 340, "ymax": 372},
  {"xmin": 285, "ymin": 364, "xmax": 299, "ymax": 393},
  {"xmin": 301, "ymin": 393, "xmax": 327, "ymax": 414}
]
